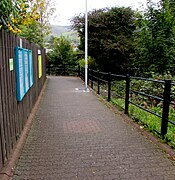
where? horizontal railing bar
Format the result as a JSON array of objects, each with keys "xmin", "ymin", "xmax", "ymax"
[
  {"xmin": 153, "ymin": 129, "xmax": 161, "ymax": 135},
  {"xmin": 98, "ymin": 77, "xmax": 108, "ymax": 83},
  {"xmin": 90, "ymin": 75, "xmax": 108, "ymax": 83},
  {"xmin": 170, "ymin": 101, "xmax": 175, "ymax": 106},
  {"xmin": 168, "ymin": 120, "xmax": 175, "ymax": 126},
  {"xmin": 130, "ymin": 76, "xmax": 164, "ymax": 83},
  {"xmin": 99, "ymin": 71, "xmax": 108, "ymax": 75},
  {"xmin": 131, "ymin": 90, "xmax": 164, "ymax": 101},
  {"xmin": 91, "ymin": 69, "xmax": 98, "ymax": 73},
  {"xmin": 91, "ymin": 75, "xmax": 98, "ymax": 80},
  {"xmin": 111, "ymin": 74, "xmax": 126, "ymax": 79},
  {"xmin": 129, "ymin": 101, "xmax": 162, "ymax": 118}
]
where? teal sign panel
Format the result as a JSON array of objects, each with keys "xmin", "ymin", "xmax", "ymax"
[{"xmin": 15, "ymin": 47, "xmax": 34, "ymax": 101}]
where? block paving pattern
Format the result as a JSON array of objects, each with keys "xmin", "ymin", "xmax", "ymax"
[{"xmin": 13, "ymin": 76, "xmax": 175, "ymax": 179}]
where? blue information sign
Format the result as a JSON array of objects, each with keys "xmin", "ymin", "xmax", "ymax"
[{"xmin": 15, "ymin": 47, "xmax": 34, "ymax": 101}]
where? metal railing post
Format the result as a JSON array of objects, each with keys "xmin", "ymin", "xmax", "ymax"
[
  {"xmin": 78, "ymin": 65, "xmax": 80, "ymax": 77},
  {"xmin": 87, "ymin": 68, "xmax": 89, "ymax": 86},
  {"xmin": 108, "ymin": 72, "xmax": 111, "ymax": 102},
  {"xmin": 125, "ymin": 74, "xmax": 130, "ymax": 114},
  {"xmin": 161, "ymin": 80, "xmax": 171, "ymax": 137},
  {"xmin": 48, "ymin": 65, "xmax": 50, "ymax": 75},
  {"xmin": 63, "ymin": 64, "xmax": 66, "ymax": 76},
  {"xmin": 91, "ymin": 70, "xmax": 93, "ymax": 89},
  {"xmin": 97, "ymin": 70, "xmax": 100, "ymax": 94}
]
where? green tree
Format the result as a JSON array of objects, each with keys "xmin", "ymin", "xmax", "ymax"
[
  {"xmin": 0, "ymin": 0, "xmax": 29, "ymax": 32},
  {"xmin": 19, "ymin": 0, "xmax": 55, "ymax": 47},
  {"xmin": 132, "ymin": 0, "xmax": 175, "ymax": 76},
  {"xmin": 72, "ymin": 7, "xmax": 136, "ymax": 73},
  {"xmin": 0, "ymin": 0, "xmax": 55, "ymax": 47},
  {"xmin": 47, "ymin": 36, "xmax": 76, "ymax": 65}
]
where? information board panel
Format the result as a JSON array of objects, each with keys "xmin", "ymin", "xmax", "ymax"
[
  {"xmin": 15, "ymin": 47, "xmax": 34, "ymax": 101},
  {"xmin": 15, "ymin": 47, "xmax": 25, "ymax": 101},
  {"xmin": 38, "ymin": 55, "xmax": 42, "ymax": 78},
  {"xmin": 24, "ymin": 49, "xmax": 29, "ymax": 92},
  {"xmin": 28, "ymin": 50, "xmax": 34, "ymax": 87}
]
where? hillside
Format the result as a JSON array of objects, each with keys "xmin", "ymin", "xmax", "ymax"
[
  {"xmin": 51, "ymin": 25, "xmax": 71, "ymax": 37},
  {"xmin": 50, "ymin": 25, "xmax": 79, "ymax": 42}
]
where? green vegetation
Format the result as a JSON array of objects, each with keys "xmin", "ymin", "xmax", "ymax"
[
  {"xmin": 89, "ymin": 70, "xmax": 175, "ymax": 147},
  {"xmin": 0, "ymin": 0, "xmax": 25, "ymax": 31},
  {"xmin": 108, "ymin": 75, "xmax": 175, "ymax": 148},
  {"xmin": 72, "ymin": 0, "xmax": 175, "ymax": 77},
  {"xmin": 131, "ymin": 0, "xmax": 175, "ymax": 76},
  {"xmin": 111, "ymin": 97, "xmax": 175, "ymax": 147},
  {"xmin": 0, "ymin": 0, "xmax": 55, "ymax": 47},
  {"xmin": 72, "ymin": 7, "xmax": 135, "ymax": 74},
  {"xmin": 47, "ymin": 36, "xmax": 77, "ymax": 65}
]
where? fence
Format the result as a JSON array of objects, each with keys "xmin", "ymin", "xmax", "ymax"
[
  {"xmin": 46, "ymin": 64, "xmax": 175, "ymax": 145},
  {"xmin": 46, "ymin": 64, "xmax": 80, "ymax": 76},
  {"xmin": 0, "ymin": 30, "xmax": 46, "ymax": 170},
  {"xmin": 86, "ymin": 69, "xmax": 175, "ymax": 143}
]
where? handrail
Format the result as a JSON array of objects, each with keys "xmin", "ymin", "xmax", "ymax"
[
  {"xmin": 86, "ymin": 67, "xmax": 174, "ymax": 138},
  {"xmin": 47, "ymin": 65, "xmax": 175, "ymax": 139}
]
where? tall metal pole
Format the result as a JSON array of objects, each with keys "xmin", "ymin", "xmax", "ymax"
[{"xmin": 85, "ymin": 0, "xmax": 88, "ymax": 91}]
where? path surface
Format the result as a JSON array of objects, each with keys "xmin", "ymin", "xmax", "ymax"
[{"xmin": 13, "ymin": 76, "xmax": 175, "ymax": 180}]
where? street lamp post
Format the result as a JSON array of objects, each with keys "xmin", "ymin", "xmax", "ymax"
[{"xmin": 85, "ymin": 0, "xmax": 88, "ymax": 91}]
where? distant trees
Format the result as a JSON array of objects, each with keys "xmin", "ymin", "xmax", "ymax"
[
  {"xmin": 72, "ymin": 7, "xmax": 136, "ymax": 74},
  {"xmin": 72, "ymin": 1, "xmax": 175, "ymax": 77},
  {"xmin": 47, "ymin": 36, "xmax": 76, "ymax": 65}
]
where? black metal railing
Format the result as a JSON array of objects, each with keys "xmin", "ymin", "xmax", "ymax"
[
  {"xmin": 46, "ymin": 64, "xmax": 80, "ymax": 76},
  {"xmin": 85, "ymin": 69, "xmax": 175, "ymax": 139},
  {"xmin": 46, "ymin": 65, "xmax": 175, "ymax": 141}
]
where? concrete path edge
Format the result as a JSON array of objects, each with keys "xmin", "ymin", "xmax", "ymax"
[{"xmin": 0, "ymin": 79, "xmax": 47, "ymax": 180}]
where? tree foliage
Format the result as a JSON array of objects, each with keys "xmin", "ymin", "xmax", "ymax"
[
  {"xmin": 0, "ymin": 0, "xmax": 28, "ymax": 32},
  {"xmin": 71, "ymin": 1, "xmax": 175, "ymax": 77},
  {"xmin": 47, "ymin": 36, "xmax": 76, "ymax": 65},
  {"xmin": 72, "ymin": 7, "xmax": 136, "ymax": 73},
  {"xmin": 132, "ymin": 0, "xmax": 175, "ymax": 76},
  {"xmin": 19, "ymin": 0, "xmax": 55, "ymax": 47},
  {"xmin": 0, "ymin": 0, "xmax": 55, "ymax": 47}
]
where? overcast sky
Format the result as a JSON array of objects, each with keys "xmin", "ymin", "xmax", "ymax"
[{"xmin": 51, "ymin": 0, "xmax": 155, "ymax": 26}]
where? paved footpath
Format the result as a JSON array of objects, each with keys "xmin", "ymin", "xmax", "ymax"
[{"xmin": 13, "ymin": 76, "xmax": 175, "ymax": 180}]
